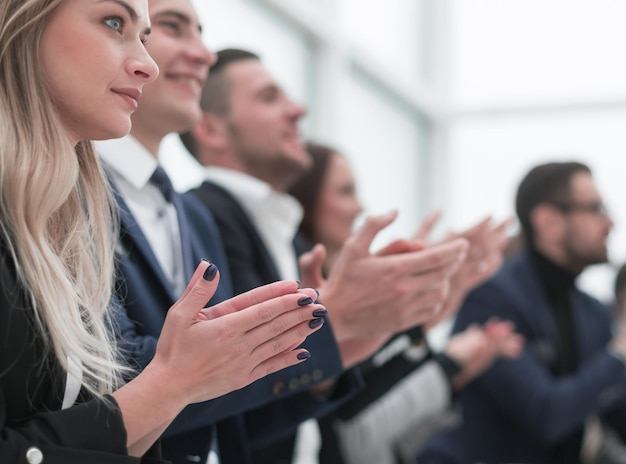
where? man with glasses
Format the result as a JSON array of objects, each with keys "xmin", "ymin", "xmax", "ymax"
[{"xmin": 419, "ymin": 161, "xmax": 626, "ymax": 464}]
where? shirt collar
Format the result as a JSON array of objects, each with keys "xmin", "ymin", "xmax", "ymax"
[
  {"xmin": 202, "ymin": 167, "xmax": 272, "ymax": 207},
  {"xmin": 202, "ymin": 166, "xmax": 303, "ymax": 233},
  {"xmin": 94, "ymin": 136, "xmax": 159, "ymax": 190}
]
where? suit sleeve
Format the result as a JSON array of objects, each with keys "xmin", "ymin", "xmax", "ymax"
[{"xmin": 454, "ymin": 283, "xmax": 626, "ymax": 444}]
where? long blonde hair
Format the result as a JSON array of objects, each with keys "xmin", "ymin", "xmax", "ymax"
[{"xmin": 0, "ymin": 0, "xmax": 123, "ymax": 397}]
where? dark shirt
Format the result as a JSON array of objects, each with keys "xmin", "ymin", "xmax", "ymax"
[
  {"xmin": 530, "ymin": 247, "xmax": 583, "ymax": 463},
  {"xmin": 530, "ymin": 248, "xmax": 579, "ymax": 374}
]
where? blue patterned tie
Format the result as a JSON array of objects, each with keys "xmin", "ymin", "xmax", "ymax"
[
  {"xmin": 149, "ymin": 166, "xmax": 193, "ymax": 283},
  {"xmin": 150, "ymin": 166, "xmax": 175, "ymax": 203}
]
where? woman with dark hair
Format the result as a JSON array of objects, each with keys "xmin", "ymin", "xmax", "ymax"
[
  {"xmin": 290, "ymin": 142, "xmax": 364, "ymax": 275},
  {"xmin": 289, "ymin": 141, "xmax": 522, "ymax": 464}
]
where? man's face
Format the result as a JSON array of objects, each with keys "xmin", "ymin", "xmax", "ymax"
[
  {"xmin": 223, "ymin": 59, "xmax": 311, "ymax": 191},
  {"xmin": 559, "ymin": 172, "xmax": 613, "ymax": 268},
  {"xmin": 131, "ymin": 0, "xmax": 215, "ymax": 138}
]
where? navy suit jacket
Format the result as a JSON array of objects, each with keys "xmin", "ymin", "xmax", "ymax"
[
  {"xmin": 418, "ymin": 250, "xmax": 626, "ymax": 464},
  {"xmin": 113, "ymin": 183, "xmax": 357, "ymax": 464}
]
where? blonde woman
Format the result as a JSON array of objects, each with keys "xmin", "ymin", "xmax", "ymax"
[{"xmin": 0, "ymin": 1, "xmax": 324, "ymax": 463}]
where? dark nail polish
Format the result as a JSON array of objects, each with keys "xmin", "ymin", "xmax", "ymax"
[
  {"xmin": 296, "ymin": 280, "xmax": 301, "ymax": 289},
  {"xmin": 312, "ymin": 309, "xmax": 328, "ymax": 318},
  {"xmin": 203, "ymin": 263, "xmax": 218, "ymax": 281},
  {"xmin": 297, "ymin": 351, "xmax": 311, "ymax": 360},
  {"xmin": 201, "ymin": 258, "xmax": 209, "ymax": 263},
  {"xmin": 314, "ymin": 288, "xmax": 320, "ymax": 298},
  {"xmin": 298, "ymin": 297, "xmax": 313, "ymax": 306},
  {"xmin": 309, "ymin": 318, "xmax": 324, "ymax": 329}
]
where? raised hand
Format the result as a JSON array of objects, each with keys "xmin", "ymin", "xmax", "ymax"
[
  {"xmin": 412, "ymin": 210, "xmax": 442, "ymax": 242},
  {"xmin": 424, "ymin": 216, "xmax": 513, "ymax": 329},
  {"xmin": 114, "ymin": 260, "xmax": 325, "ymax": 455},
  {"xmin": 448, "ymin": 217, "xmax": 512, "ymax": 293},
  {"xmin": 445, "ymin": 319, "xmax": 524, "ymax": 390},
  {"xmin": 155, "ymin": 260, "xmax": 326, "ymax": 403},
  {"xmin": 298, "ymin": 243, "xmax": 327, "ymax": 290},
  {"xmin": 317, "ymin": 211, "xmax": 468, "ymax": 367}
]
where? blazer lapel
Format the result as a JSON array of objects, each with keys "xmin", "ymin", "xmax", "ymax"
[{"xmin": 114, "ymin": 188, "xmax": 179, "ymax": 303}]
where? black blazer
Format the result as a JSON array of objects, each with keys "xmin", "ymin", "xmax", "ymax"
[
  {"xmin": 0, "ymin": 243, "xmax": 165, "ymax": 464},
  {"xmin": 188, "ymin": 181, "xmax": 356, "ymax": 372},
  {"xmin": 188, "ymin": 181, "xmax": 364, "ymax": 463}
]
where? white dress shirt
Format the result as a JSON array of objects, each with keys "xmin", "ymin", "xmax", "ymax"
[
  {"xmin": 62, "ymin": 357, "xmax": 82, "ymax": 410},
  {"xmin": 95, "ymin": 137, "xmax": 187, "ymax": 296},
  {"xmin": 202, "ymin": 167, "xmax": 303, "ymax": 281}
]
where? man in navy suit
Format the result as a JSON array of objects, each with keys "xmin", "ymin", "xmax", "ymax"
[
  {"xmin": 418, "ymin": 161, "xmax": 626, "ymax": 464},
  {"xmin": 95, "ymin": 1, "xmax": 365, "ymax": 463},
  {"xmin": 179, "ymin": 48, "xmax": 470, "ymax": 463}
]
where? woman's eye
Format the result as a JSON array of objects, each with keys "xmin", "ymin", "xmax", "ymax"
[{"xmin": 104, "ymin": 17, "xmax": 123, "ymax": 32}]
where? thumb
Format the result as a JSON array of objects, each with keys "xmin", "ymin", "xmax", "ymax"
[
  {"xmin": 171, "ymin": 260, "xmax": 221, "ymax": 323},
  {"xmin": 345, "ymin": 210, "xmax": 398, "ymax": 257},
  {"xmin": 298, "ymin": 243, "xmax": 326, "ymax": 289},
  {"xmin": 413, "ymin": 210, "xmax": 442, "ymax": 242}
]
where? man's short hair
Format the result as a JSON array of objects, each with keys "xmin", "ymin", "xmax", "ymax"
[
  {"xmin": 200, "ymin": 48, "xmax": 260, "ymax": 115},
  {"xmin": 180, "ymin": 48, "xmax": 260, "ymax": 157}
]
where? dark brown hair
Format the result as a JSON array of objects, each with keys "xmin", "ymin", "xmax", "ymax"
[
  {"xmin": 288, "ymin": 141, "xmax": 335, "ymax": 244},
  {"xmin": 515, "ymin": 161, "xmax": 590, "ymax": 246},
  {"xmin": 180, "ymin": 48, "xmax": 260, "ymax": 158}
]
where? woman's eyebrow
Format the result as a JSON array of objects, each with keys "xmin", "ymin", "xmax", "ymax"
[{"xmin": 98, "ymin": 0, "xmax": 140, "ymax": 22}]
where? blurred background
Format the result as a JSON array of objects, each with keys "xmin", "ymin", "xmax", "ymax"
[{"xmin": 162, "ymin": 0, "xmax": 626, "ymax": 306}]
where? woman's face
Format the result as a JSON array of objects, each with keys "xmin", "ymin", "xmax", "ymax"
[
  {"xmin": 40, "ymin": 0, "xmax": 158, "ymax": 143},
  {"xmin": 315, "ymin": 152, "xmax": 363, "ymax": 251}
]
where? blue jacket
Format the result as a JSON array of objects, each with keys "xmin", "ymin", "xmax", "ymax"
[{"xmin": 418, "ymin": 250, "xmax": 626, "ymax": 464}]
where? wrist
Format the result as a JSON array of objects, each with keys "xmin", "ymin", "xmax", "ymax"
[{"xmin": 433, "ymin": 352, "xmax": 463, "ymax": 381}]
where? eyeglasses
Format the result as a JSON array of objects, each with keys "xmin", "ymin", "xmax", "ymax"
[{"xmin": 552, "ymin": 201, "xmax": 610, "ymax": 218}]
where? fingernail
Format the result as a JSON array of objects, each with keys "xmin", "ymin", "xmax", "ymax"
[
  {"xmin": 201, "ymin": 258, "xmax": 209, "ymax": 263},
  {"xmin": 298, "ymin": 297, "xmax": 313, "ymax": 306},
  {"xmin": 309, "ymin": 318, "xmax": 324, "ymax": 329},
  {"xmin": 203, "ymin": 263, "xmax": 218, "ymax": 281},
  {"xmin": 296, "ymin": 280, "xmax": 301, "ymax": 289},
  {"xmin": 312, "ymin": 308, "xmax": 328, "ymax": 318},
  {"xmin": 297, "ymin": 351, "xmax": 311, "ymax": 360},
  {"xmin": 314, "ymin": 288, "xmax": 320, "ymax": 298}
]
